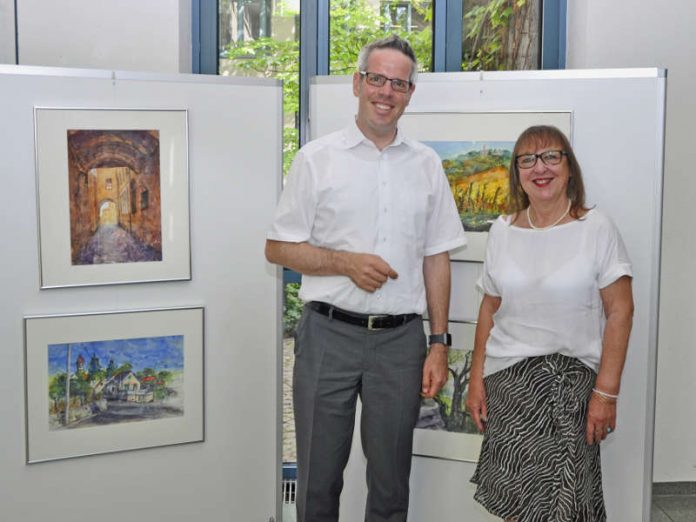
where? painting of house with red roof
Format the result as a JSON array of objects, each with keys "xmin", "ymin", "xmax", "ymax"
[{"xmin": 48, "ymin": 335, "xmax": 184, "ymax": 430}]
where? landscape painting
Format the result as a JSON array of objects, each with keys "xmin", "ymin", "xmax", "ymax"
[
  {"xmin": 25, "ymin": 307, "xmax": 204, "ymax": 463},
  {"xmin": 425, "ymin": 141, "xmax": 513, "ymax": 233},
  {"xmin": 413, "ymin": 321, "xmax": 482, "ymax": 462},
  {"xmin": 48, "ymin": 335, "xmax": 183, "ymax": 431},
  {"xmin": 67, "ymin": 129, "xmax": 162, "ymax": 265},
  {"xmin": 416, "ymin": 348, "xmax": 477, "ymax": 435},
  {"xmin": 399, "ymin": 111, "xmax": 573, "ymax": 260}
]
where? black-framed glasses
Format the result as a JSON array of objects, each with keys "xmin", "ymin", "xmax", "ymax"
[
  {"xmin": 515, "ymin": 150, "xmax": 568, "ymax": 169},
  {"xmin": 359, "ymin": 71, "xmax": 412, "ymax": 93}
]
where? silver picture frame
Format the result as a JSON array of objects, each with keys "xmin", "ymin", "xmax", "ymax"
[
  {"xmin": 34, "ymin": 107, "xmax": 191, "ymax": 288},
  {"xmin": 414, "ymin": 320, "xmax": 482, "ymax": 462},
  {"xmin": 24, "ymin": 306, "xmax": 205, "ymax": 463}
]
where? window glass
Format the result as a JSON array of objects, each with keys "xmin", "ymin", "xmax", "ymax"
[
  {"xmin": 462, "ymin": 0, "xmax": 541, "ymax": 70},
  {"xmin": 329, "ymin": 0, "xmax": 433, "ymax": 75},
  {"xmin": 219, "ymin": 0, "xmax": 301, "ymax": 174}
]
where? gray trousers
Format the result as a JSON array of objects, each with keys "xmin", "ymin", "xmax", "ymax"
[{"xmin": 293, "ymin": 305, "xmax": 426, "ymax": 522}]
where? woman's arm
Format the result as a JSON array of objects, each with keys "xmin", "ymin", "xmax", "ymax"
[
  {"xmin": 466, "ymin": 293, "xmax": 501, "ymax": 432},
  {"xmin": 586, "ymin": 275, "xmax": 634, "ymax": 444}
]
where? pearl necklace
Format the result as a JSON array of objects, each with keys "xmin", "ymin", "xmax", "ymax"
[{"xmin": 527, "ymin": 199, "xmax": 571, "ymax": 230}]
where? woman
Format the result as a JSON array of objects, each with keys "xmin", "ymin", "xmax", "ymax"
[{"xmin": 467, "ymin": 125, "xmax": 634, "ymax": 521}]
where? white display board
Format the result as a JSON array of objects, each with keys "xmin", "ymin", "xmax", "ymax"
[
  {"xmin": 0, "ymin": 65, "xmax": 282, "ymax": 522},
  {"xmin": 311, "ymin": 69, "xmax": 665, "ymax": 522}
]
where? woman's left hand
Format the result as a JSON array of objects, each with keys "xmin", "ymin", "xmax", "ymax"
[{"xmin": 585, "ymin": 394, "xmax": 617, "ymax": 444}]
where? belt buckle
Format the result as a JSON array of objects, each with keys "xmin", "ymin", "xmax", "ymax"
[{"xmin": 367, "ymin": 315, "xmax": 386, "ymax": 331}]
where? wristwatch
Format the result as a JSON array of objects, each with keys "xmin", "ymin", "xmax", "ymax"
[{"xmin": 428, "ymin": 333, "xmax": 452, "ymax": 346}]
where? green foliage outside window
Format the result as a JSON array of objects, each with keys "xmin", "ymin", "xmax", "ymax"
[
  {"xmin": 463, "ymin": 0, "xmax": 538, "ymax": 71},
  {"xmin": 328, "ymin": 0, "xmax": 432, "ymax": 75},
  {"xmin": 283, "ymin": 282, "xmax": 303, "ymax": 337}
]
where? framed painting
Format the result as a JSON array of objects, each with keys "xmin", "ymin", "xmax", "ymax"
[
  {"xmin": 414, "ymin": 320, "xmax": 481, "ymax": 462},
  {"xmin": 24, "ymin": 306, "xmax": 204, "ymax": 463},
  {"xmin": 399, "ymin": 111, "xmax": 573, "ymax": 261},
  {"xmin": 34, "ymin": 108, "xmax": 190, "ymax": 288}
]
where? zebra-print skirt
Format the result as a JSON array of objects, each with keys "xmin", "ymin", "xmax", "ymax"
[{"xmin": 471, "ymin": 353, "xmax": 606, "ymax": 521}]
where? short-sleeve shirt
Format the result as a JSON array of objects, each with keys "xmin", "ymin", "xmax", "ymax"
[
  {"xmin": 479, "ymin": 208, "xmax": 632, "ymax": 376},
  {"xmin": 267, "ymin": 120, "xmax": 466, "ymax": 315}
]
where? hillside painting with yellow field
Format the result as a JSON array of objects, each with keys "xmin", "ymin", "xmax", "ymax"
[{"xmin": 425, "ymin": 141, "xmax": 514, "ymax": 232}]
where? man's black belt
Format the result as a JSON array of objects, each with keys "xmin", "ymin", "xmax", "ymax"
[{"xmin": 309, "ymin": 301, "xmax": 419, "ymax": 330}]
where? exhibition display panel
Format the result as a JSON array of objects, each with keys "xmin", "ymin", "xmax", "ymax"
[
  {"xmin": 311, "ymin": 69, "xmax": 665, "ymax": 522},
  {"xmin": 0, "ymin": 65, "xmax": 282, "ymax": 522}
]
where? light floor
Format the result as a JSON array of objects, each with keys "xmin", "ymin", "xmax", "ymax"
[
  {"xmin": 652, "ymin": 482, "xmax": 696, "ymax": 521},
  {"xmin": 280, "ymin": 484, "xmax": 696, "ymax": 521}
]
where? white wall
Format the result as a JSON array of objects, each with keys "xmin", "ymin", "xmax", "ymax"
[
  {"xmin": 15, "ymin": 0, "xmax": 191, "ymax": 73},
  {"xmin": 0, "ymin": 0, "xmax": 15, "ymax": 64},
  {"xmin": 567, "ymin": 0, "xmax": 696, "ymax": 483}
]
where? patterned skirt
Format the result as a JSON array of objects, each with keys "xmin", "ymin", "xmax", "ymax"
[{"xmin": 471, "ymin": 353, "xmax": 606, "ymax": 522}]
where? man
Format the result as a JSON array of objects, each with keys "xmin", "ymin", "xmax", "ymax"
[{"xmin": 266, "ymin": 35, "xmax": 466, "ymax": 522}]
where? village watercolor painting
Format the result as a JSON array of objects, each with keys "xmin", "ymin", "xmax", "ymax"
[
  {"xmin": 47, "ymin": 335, "xmax": 184, "ymax": 431},
  {"xmin": 425, "ymin": 140, "xmax": 513, "ymax": 232}
]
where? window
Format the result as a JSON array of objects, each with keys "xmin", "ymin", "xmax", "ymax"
[
  {"xmin": 140, "ymin": 189, "xmax": 149, "ymax": 210},
  {"xmin": 197, "ymin": 0, "xmax": 565, "ymax": 146},
  {"xmin": 130, "ymin": 180, "xmax": 137, "ymax": 214},
  {"xmin": 218, "ymin": 0, "xmax": 300, "ymax": 174},
  {"xmin": 462, "ymin": 0, "xmax": 541, "ymax": 71},
  {"xmin": 329, "ymin": 0, "xmax": 433, "ymax": 75}
]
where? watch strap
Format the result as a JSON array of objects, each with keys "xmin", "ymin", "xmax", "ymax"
[{"xmin": 428, "ymin": 333, "xmax": 452, "ymax": 346}]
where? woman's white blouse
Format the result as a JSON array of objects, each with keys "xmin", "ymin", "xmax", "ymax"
[{"xmin": 480, "ymin": 208, "xmax": 632, "ymax": 377}]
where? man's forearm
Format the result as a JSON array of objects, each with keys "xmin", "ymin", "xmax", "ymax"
[
  {"xmin": 423, "ymin": 251, "xmax": 451, "ymax": 335},
  {"xmin": 265, "ymin": 239, "xmax": 348, "ymax": 276}
]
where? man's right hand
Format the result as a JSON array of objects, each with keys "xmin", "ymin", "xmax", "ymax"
[
  {"xmin": 343, "ymin": 252, "xmax": 398, "ymax": 293},
  {"xmin": 265, "ymin": 240, "xmax": 398, "ymax": 293}
]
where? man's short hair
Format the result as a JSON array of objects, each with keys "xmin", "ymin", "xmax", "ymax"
[{"xmin": 357, "ymin": 35, "xmax": 418, "ymax": 84}]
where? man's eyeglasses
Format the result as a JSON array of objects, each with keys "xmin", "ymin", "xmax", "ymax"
[
  {"xmin": 359, "ymin": 71, "xmax": 412, "ymax": 93},
  {"xmin": 515, "ymin": 150, "xmax": 568, "ymax": 169}
]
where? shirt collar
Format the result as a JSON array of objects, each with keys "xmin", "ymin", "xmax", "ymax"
[{"xmin": 340, "ymin": 118, "xmax": 410, "ymax": 151}]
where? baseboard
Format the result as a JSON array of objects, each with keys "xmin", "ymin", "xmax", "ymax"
[{"xmin": 653, "ymin": 481, "xmax": 696, "ymax": 496}]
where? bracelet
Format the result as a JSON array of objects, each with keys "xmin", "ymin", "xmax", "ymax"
[{"xmin": 592, "ymin": 388, "xmax": 619, "ymax": 401}]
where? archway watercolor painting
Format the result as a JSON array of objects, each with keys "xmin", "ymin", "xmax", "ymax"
[
  {"xmin": 24, "ymin": 307, "xmax": 203, "ymax": 463},
  {"xmin": 34, "ymin": 108, "xmax": 190, "ymax": 288},
  {"xmin": 67, "ymin": 130, "xmax": 163, "ymax": 265},
  {"xmin": 48, "ymin": 335, "xmax": 184, "ymax": 431}
]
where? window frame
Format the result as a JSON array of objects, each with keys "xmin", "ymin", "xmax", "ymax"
[{"xmin": 194, "ymin": 0, "xmax": 567, "ymax": 121}]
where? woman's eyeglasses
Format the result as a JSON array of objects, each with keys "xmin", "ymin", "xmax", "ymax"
[
  {"xmin": 359, "ymin": 71, "xmax": 411, "ymax": 93},
  {"xmin": 515, "ymin": 150, "xmax": 567, "ymax": 169}
]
